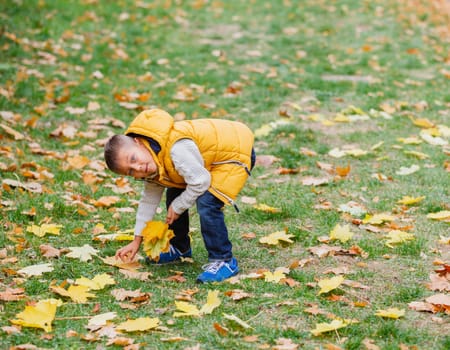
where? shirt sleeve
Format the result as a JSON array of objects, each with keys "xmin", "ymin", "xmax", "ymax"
[
  {"xmin": 170, "ymin": 139, "xmax": 211, "ymax": 214},
  {"xmin": 134, "ymin": 181, "xmax": 164, "ymax": 236}
]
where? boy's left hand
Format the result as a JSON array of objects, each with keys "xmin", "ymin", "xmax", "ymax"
[{"xmin": 166, "ymin": 205, "xmax": 180, "ymax": 225}]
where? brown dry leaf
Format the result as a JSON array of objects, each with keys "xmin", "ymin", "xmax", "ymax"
[
  {"xmin": 119, "ymin": 269, "xmax": 152, "ymax": 281},
  {"xmin": 301, "ymin": 176, "xmax": 331, "ymax": 186},
  {"xmin": 100, "ymin": 256, "xmax": 142, "ymax": 271},
  {"xmin": 66, "ymin": 155, "xmax": 90, "ymax": 169},
  {"xmin": 213, "ymin": 322, "xmax": 229, "ymax": 336},
  {"xmin": 0, "ymin": 288, "xmax": 26, "ymax": 301},
  {"xmin": 111, "ymin": 288, "xmax": 149, "ymax": 302},
  {"xmin": 335, "ymin": 163, "xmax": 351, "ymax": 177},
  {"xmin": 0, "ymin": 123, "xmax": 26, "ymax": 140},
  {"xmin": 92, "ymin": 195, "xmax": 121, "ymax": 207},
  {"xmin": 224, "ymin": 289, "xmax": 252, "ymax": 301},
  {"xmin": 426, "ymin": 273, "xmax": 450, "ymax": 292},
  {"xmin": 272, "ymin": 337, "xmax": 298, "ymax": 350},
  {"xmin": 255, "ymin": 154, "xmax": 279, "ymax": 167}
]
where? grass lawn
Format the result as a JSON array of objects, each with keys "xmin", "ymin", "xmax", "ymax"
[{"xmin": 0, "ymin": 0, "xmax": 449, "ymax": 349}]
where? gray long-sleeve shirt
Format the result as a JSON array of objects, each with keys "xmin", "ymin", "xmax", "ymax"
[{"xmin": 134, "ymin": 138, "xmax": 211, "ymax": 236}]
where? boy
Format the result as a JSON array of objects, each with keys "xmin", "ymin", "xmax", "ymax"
[{"xmin": 104, "ymin": 108, "xmax": 255, "ymax": 283}]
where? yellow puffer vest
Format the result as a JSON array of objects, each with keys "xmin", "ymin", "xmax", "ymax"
[{"xmin": 125, "ymin": 109, "xmax": 254, "ymax": 206}]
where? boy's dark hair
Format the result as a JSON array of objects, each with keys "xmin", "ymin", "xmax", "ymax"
[{"xmin": 104, "ymin": 134, "xmax": 133, "ymax": 173}]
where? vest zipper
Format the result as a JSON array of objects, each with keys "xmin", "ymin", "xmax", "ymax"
[
  {"xmin": 211, "ymin": 187, "xmax": 240, "ymax": 213},
  {"xmin": 211, "ymin": 160, "xmax": 251, "ymax": 176}
]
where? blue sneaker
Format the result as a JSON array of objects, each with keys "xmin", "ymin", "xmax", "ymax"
[
  {"xmin": 196, "ymin": 258, "xmax": 239, "ymax": 283},
  {"xmin": 146, "ymin": 245, "xmax": 192, "ymax": 264}
]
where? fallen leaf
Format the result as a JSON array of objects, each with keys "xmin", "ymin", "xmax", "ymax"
[
  {"xmin": 65, "ymin": 244, "xmax": 99, "ymax": 262},
  {"xmin": 375, "ymin": 307, "xmax": 405, "ymax": 319},
  {"xmin": 18, "ymin": 263, "xmax": 54, "ymax": 277},
  {"xmin": 318, "ymin": 275, "xmax": 345, "ymax": 295},
  {"xmin": 116, "ymin": 317, "xmax": 160, "ymax": 332},
  {"xmin": 259, "ymin": 230, "xmax": 294, "ymax": 245},
  {"xmin": 329, "ymin": 224, "xmax": 354, "ymax": 243},
  {"xmin": 75, "ymin": 273, "xmax": 115, "ymax": 290},
  {"xmin": 223, "ymin": 313, "xmax": 252, "ymax": 329},
  {"xmin": 384, "ymin": 230, "xmax": 415, "ymax": 248},
  {"xmin": 200, "ymin": 290, "xmax": 221, "ymax": 314},
  {"xmin": 26, "ymin": 224, "xmax": 62, "ymax": 237},
  {"xmin": 50, "ymin": 284, "xmax": 96, "ymax": 303},
  {"xmin": 253, "ymin": 203, "xmax": 282, "ymax": 213},
  {"xmin": 310, "ymin": 318, "xmax": 356, "ymax": 336},
  {"xmin": 88, "ymin": 312, "xmax": 117, "ymax": 327},
  {"xmin": 173, "ymin": 301, "xmax": 201, "ymax": 317},
  {"xmin": 11, "ymin": 299, "xmax": 62, "ymax": 332}
]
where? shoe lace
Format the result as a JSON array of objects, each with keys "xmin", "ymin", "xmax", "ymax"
[
  {"xmin": 168, "ymin": 245, "xmax": 178, "ymax": 256},
  {"xmin": 202, "ymin": 261, "xmax": 225, "ymax": 274}
]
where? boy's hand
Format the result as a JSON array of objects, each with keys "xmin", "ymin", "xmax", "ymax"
[
  {"xmin": 115, "ymin": 236, "xmax": 142, "ymax": 262},
  {"xmin": 166, "ymin": 205, "xmax": 180, "ymax": 225}
]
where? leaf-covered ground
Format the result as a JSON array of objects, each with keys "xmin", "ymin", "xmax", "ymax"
[{"xmin": 0, "ymin": 0, "xmax": 449, "ymax": 349}]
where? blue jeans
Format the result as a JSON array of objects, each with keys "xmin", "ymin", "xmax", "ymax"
[
  {"xmin": 166, "ymin": 148, "xmax": 256, "ymax": 261},
  {"xmin": 166, "ymin": 188, "xmax": 232, "ymax": 261}
]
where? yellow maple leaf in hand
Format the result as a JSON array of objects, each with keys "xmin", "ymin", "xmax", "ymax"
[
  {"xmin": 259, "ymin": 231, "xmax": 294, "ymax": 245},
  {"xmin": 200, "ymin": 290, "xmax": 221, "ymax": 315},
  {"xmin": 329, "ymin": 224, "xmax": 354, "ymax": 243},
  {"xmin": 318, "ymin": 275, "xmax": 345, "ymax": 295},
  {"xmin": 375, "ymin": 307, "xmax": 405, "ymax": 319},
  {"xmin": 26, "ymin": 223, "xmax": 62, "ymax": 238},
  {"xmin": 75, "ymin": 273, "xmax": 115, "ymax": 290},
  {"xmin": 11, "ymin": 299, "xmax": 62, "ymax": 332},
  {"xmin": 384, "ymin": 230, "xmax": 415, "ymax": 248},
  {"xmin": 142, "ymin": 221, "xmax": 175, "ymax": 262},
  {"xmin": 310, "ymin": 318, "xmax": 356, "ymax": 336},
  {"xmin": 116, "ymin": 317, "xmax": 160, "ymax": 332},
  {"xmin": 50, "ymin": 284, "xmax": 96, "ymax": 303},
  {"xmin": 173, "ymin": 301, "xmax": 201, "ymax": 317}
]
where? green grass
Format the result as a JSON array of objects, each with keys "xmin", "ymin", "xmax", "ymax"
[{"xmin": 1, "ymin": 0, "xmax": 449, "ymax": 349}]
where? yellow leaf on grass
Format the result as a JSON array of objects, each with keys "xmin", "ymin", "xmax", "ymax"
[
  {"xmin": 397, "ymin": 196, "xmax": 425, "ymax": 205},
  {"xmin": 310, "ymin": 318, "xmax": 356, "ymax": 336},
  {"xmin": 375, "ymin": 307, "xmax": 405, "ymax": 319},
  {"xmin": 26, "ymin": 223, "xmax": 62, "ymax": 237},
  {"xmin": 403, "ymin": 150, "xmax": 429, "ymax": 159},
  {"xmin": 397, "ymin": 136, "xmax": 422, "ymax": 145},
  {"xmin": 66, "ymin": 244, "xmax": 99, "ymax": 262},
  {"xmin": 116, "ymin": 317, "xmax": 160, "ymax": 332},
  {"xmin": 329, "ymin": 224, "xmax": 354, "ymax": 243},
  {"xmin": 142, "ymin": 221, "xmax": 175, "ymax": 262},
  {"xmin": 75, "ymin": 273, "xmax": 116, "ymax": 290},
  {"xmin": 173, "ymin": 301, "xmax": 201, "ymax": 317},
  {"xmin": 200, "ymin": 290, "xmax": 221, "ymax": 315},
  {"xmin": 18, "ymin": 263, "xmax": 54, "ymax": 277},
  {"xmin": 384, "ymin": 230, "xmax": 415, "ymax": 248},
  {"xmin": 427, "ymin": 211, "xmax": 450, "ymax": 221},
  {"xmin": 264, "ymin": 267, "xmax": 290, "ymax": 283},
  {"xmin": 259, "ymin": 231, "xmax": 294, "ymax": 245},
  {"xmin": 362, "ymin": 213, "xmax": 395, "ymax": 225},
  {"xmin": 50, "ymin": 284, "xmax": 96, "ymax": 303},
  {"xmin": 253, "ymin": 203, "xmax": 282, "ymax": 213},
  {"xmin": 11, "ymin": 299, "xmax": 62, "ymax": 332},
  {"xmin": 318, "ymin": 275, "xmax": 345, "ymax": 295}
]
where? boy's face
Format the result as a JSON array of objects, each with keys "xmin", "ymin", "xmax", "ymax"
[{"xmin": 115, "ymin": 138, "xmax": 157, "ymax": 179}]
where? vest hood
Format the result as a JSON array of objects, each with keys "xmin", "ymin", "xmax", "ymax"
[{"xmin": 125, "ymin": 109, "xmax": 174, "ymax": 148}]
